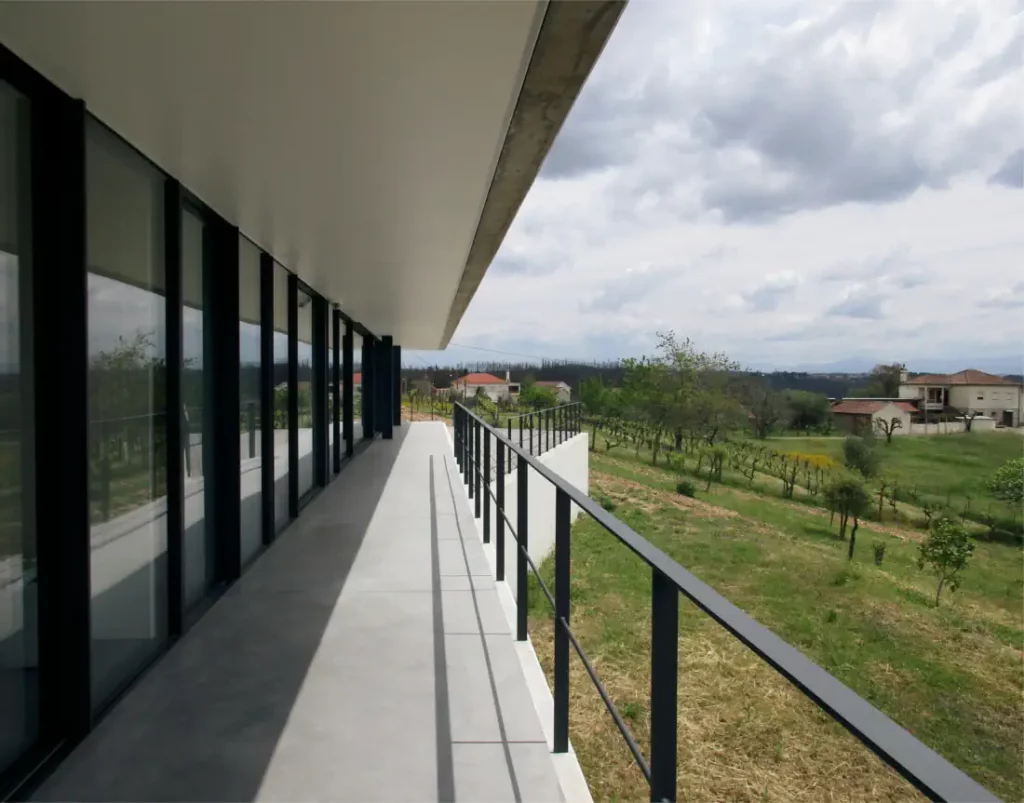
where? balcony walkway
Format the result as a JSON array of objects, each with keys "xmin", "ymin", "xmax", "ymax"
[{"xmin": 33, "ymin": 422, "xmax": 565, "ymax": 803}]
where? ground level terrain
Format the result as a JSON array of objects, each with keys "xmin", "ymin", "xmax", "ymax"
[{"xmin": 528, "ymin": 441, "xmax": 1023, "ymax": 802}]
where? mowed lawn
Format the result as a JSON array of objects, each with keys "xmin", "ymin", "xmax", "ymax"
[{"xmin": 526, "ymin": 448, "xmax": 1024, "ymax": 803}]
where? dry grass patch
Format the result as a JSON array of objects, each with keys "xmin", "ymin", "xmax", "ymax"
[{"xmin": 528, "ymin": 609, "xmax": 919, "ymax": 802}]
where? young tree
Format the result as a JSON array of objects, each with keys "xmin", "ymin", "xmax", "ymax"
[
  {"xmin": 579, "ymin": 376, "xmax": 607, "ymax": 451},
  {"xmin": 918, "ymin": 517, "xmax": 975, "ymax": 606},
  {"xmin": 843, "ymin": 434, "xmax": 882, "ymax": 478},
  {"xmin": 743, "ymin": 379, "xmax": 785, "ymax": 439},
  {"xmin": 704, "ymin": 445, "xmax": 728, "ymax": 490},
  {"xmin": 519, "ymin": 383, "xmax": 558, "ymax": 410},
  {"xmin": 652, "ymin": 332, "xmax": 741, "ymax": 448},
  {"xmin": 986, "ymin": 456, "xmax": 1024, "ymax": 505},
  {"xmin": 824, "ymin": 474, "xmax": 870, "ymax": 553},
  {"xmin": 959, "ymin": 408, "xmax": 981, "ymax": 432},
  {"xmin": 873, "ymin": 416, "xmax": 903, "ymax": 444}
]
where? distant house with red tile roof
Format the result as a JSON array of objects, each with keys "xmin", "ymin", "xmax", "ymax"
[
  {"xmin": 831, "ymin": 399, "xmax": 915, "ymax": 436},
  {"xmin": 451, "ymin": 371, "xmax": 516, "ymax": 402},
  {"xmin": 535, "ymin": 380, "xmax": 572, "ymax": 403},
  {"xmin": 898, "ymin": 367, "xmax": 1022, "ymax": 427}
]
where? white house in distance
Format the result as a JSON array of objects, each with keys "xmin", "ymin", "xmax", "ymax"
[
  {"xmin": 831, "ymin": 399, "xmax": 917, "ymax": 436},
  {"xmin": 536, "ymin": 380, "xmax": 572, "ymax": 403},
  {"xmin": 450, "ymin": 371, "xmax": 517, "ymax": 402},
  {"xmin": 898, "ymin": 368, "xmax": 1022, "ymax": 427}
]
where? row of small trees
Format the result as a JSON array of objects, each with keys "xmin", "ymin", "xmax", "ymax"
[{"xmin": 579, "ymin": 333, "xmax": 838, "ymax": 455}]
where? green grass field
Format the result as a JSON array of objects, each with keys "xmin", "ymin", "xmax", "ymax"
[
  {"xmin": 527, "ymin": 442, "xmax": 1024, "ymax": 802},
  {"xmin": 766, "ymin": 432, "xmax": 1021, "ymax": 513}
]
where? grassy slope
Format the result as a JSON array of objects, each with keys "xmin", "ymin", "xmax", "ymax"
[
  {"xmin": 527, "ymin": 446, "xmax": 1023, "ymax": 802},
  {"xmin": 765, "ymin": 432, "xmax": 1022, "ymax": 519}
]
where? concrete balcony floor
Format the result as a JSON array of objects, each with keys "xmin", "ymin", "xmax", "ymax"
[{"xmin": 33, "ymin": 422, "xmax": 565, "ymax": 803}]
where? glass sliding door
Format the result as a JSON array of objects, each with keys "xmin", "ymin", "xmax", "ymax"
[
  {"xmin": 0, "ymin": 80, "xmax": 37, "ymax": 775},
  {"xmin": 85, "ymin": 118, "xmax": 168, "ymax": 710},
  {"xmin": 180, "ymin": 208, "xmax": 214, "ymax": 611},
  {"xmin": 296, "ymin": 288, "xmax": 314, "ymax": 500},
  {"xmin": 239, "ymin": 238, "xmax": 262, "ymax": 564},
  {"xmin": 272, "ymin": 263, "xmax": 290, "ymax": 531}
]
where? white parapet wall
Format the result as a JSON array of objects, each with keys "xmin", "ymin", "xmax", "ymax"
[{"xmin": 479, "ymin": 432, "xmax": 589, "ymax": 599}]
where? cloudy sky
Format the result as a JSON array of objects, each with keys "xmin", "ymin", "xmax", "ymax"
[{"xmin": 426, "ymin": 0, "xmax": 1023, "ymax": 372}]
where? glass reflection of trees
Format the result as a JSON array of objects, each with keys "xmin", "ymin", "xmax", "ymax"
[{"xmin": 88, "ymin": 329, "xmax": 167, "ymax": 524}]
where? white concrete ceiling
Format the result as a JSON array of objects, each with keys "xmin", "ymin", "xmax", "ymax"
[{"xmin": 0, "ymin": 0, "xmax": 549, "ymax": 347}]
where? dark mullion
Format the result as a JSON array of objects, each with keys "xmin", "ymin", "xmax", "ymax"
[
  {"xmin": 392, "ymin": 344, "xmax": 401, "ymax": 427},
  {"xmin": 210, "ymin": 223, "xmax": 241, "ymax": 582},
  {"xmin": 333, "ymin": 310, "xmax": 342, "ymax": 469},
  {"xmin": 312, "ymin": 293, "xmax": 327, "ymax": 487},
  {"xmin": 343, "ymin": 321, "xmax": 354, "ymax": 455},
  {"xmin": 32, "ymin": 92, "xmax": 92, "ymax": 741},
  {"xmin": 362, "ymin": 337, "xmax": 374, "ymax": 438},
  {"xmin": 287, "ymin": 273, "xmax": 299, "ymax": 518},
  {"xmin": 164, "ymin": 179, "xmax": 184, "ymax": 635},
  {"xmin": 259, "ymin": 253, "xmax": 275, "ymax": 544},
  {"xmin": 381, "ymin": 335, "xmax": 394, "ymax": 439}
]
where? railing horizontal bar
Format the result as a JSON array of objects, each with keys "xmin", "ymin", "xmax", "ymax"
[
  {"xmin": 463, "ymin": 440, "xmax": 554, "ymax": 609},
  {"xmin": 455, "ymin": 403, "xmax": 998, "ymax": 803},
  {"xmin": 522, "ymin": 544, "xmax": 555, "ymax": 611},
  {"xmin": 560, "ymin": 616, "xmax": 651, "ymax": 784},
  {"xmin": 501, "ymin": 402, "xmax": 581, "ymax": 421}
]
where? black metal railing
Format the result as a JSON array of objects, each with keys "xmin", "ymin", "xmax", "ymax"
[
  {"xmin": 451, "ymin": 401, "xmax": 999, "ymax": 803},
  {"xmin": 484, "ymin": 402, "xmax": 582, "ymax": 476}
]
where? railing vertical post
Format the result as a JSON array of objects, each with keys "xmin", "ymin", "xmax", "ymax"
[
  {"xmin": 546, "ymin": 409, "xmax": 551, "ymax": 453},
  {"xmin": 454, "ymin": 406, "xmax": 459, "ymax": 468},
  {"xmin": 516, "ymin": 456, "xmax": 529, "ymax": 641},
  {"xmin": 483, "ymin": 428, "xmax": 491, "ymax": 544},
  {"xmin": 529, "ymin": 414, "xmax": 533, "ymax": 454},
  {"xmin": 474, "ymin": 419, "xmax": 481, "ymax": 516},
  {"xmin": 519, "ymin": 416, "xmax": 523, "ymax": 450},
  {"xmin": 507, "ymin": 420, "xmax": 512, "ymax": 442},
  {"xmin": 463, "ymin": 410, "xmax": 470, "ymax": 489},
  {"xmin": 554, "ymin": 488, "xmax": 571, "ymax": 753},
  {"xmin": 455, "ymin": 406, "xmax": 462, "ymax": 472},
  {"xmin": 650, "ymin": 568, "xmax": 679, "ymax": 802},
  {"xmin": 496, "ymin": 439, "xmax": 505, "ymax": 582}
]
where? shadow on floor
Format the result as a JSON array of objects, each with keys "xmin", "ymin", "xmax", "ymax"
[{"xmin": 30, "ymin": 429, "xmax": 408, "ymax": 803}]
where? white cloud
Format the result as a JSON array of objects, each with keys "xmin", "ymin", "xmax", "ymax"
[{"xmin": 446, "ymin": 0, "xmax": 1024, "ymax": 370}]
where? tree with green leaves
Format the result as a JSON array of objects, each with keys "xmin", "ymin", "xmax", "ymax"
[
  {"xmin": 918, "ymin": 517, "xmax": 975, "ymax": 606},
  {"xmin": 824, "ymin": 474, "xmax": 870, "ymax": 555},
  {"xmin": 653, "ymin": 332, "xmax": 742, "ymax": 448},
  {"xmin": 518, "ymin": 383, "xmax": 558, "ymax": 410},
  {"xmin": 579, "ymin": 376, "xmax": 608, "ymax": 452},
  {"xmin": 986, "ymin": 456, "xmax": 1023, "ymax": 505},
  {"xmin": 703, "ymin": 445, "xmax": 728, "ymax": 490},
  {"xmin": 742, "ymin": 378, "xmax": 785, "ymax": 439},
  {"xmin": 785, "ymin": 390, "xmax": 833, "ymax": 433},
  {"xmin": 851, "ymin": 363, "xmax": 904, "ymax": 397},
  {"xmin": 843, "ymin": 434, "xmax": 882, "ymax": 478}
]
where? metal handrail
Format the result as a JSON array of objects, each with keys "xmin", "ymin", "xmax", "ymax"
[
  {"xmin": 451, "ymin": 401, "xmax": 999, "ymax": 803},
  {"xmin": 501, "ymin": 402, "xmax": 579, "ymax": 420}
]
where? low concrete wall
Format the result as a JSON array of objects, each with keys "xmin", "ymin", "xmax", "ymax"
[
  {"xmin": 906, "ymin": 419, "xmax": 997, "ymax": 435},
  {"xmin": 478, "ymin": 433, "xmax": 589, "ymax": 601},
  {"xmin": 908, "ymin": 421, "xmax": 965, "ymax": 435}
]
